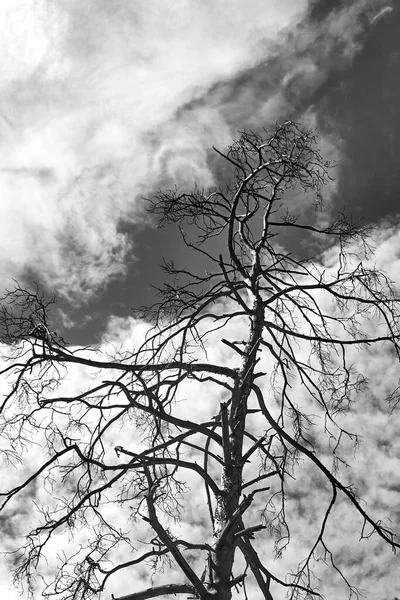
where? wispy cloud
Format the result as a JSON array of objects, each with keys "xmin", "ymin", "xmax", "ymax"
[
  {"xmin": 370, "ymin": 5, "xmax": 393, "ymax": 25},
  {"xmin": 2, "ymin": 0, "xmax": 392, "ymax": 304},
  {"xmin": 0, "ymin": 0, "xmax": 308, "ymax": 302}
]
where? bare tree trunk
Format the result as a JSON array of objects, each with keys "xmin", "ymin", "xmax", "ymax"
[{"xmin": 212, "ymin": 276, "xmax": 265, "ymax": 598}]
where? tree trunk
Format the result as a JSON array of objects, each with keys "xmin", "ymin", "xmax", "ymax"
[{"xmin": 211, "ymin": 283, "xmax": 264, "ymax": 598}]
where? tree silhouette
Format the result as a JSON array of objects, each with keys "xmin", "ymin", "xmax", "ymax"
[{"xmin": 0, "ymin": 121, "xmax": 399, "ymax": 600}]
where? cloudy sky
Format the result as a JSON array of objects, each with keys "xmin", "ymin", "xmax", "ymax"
[{"xmin": 1, "ymin": 1, "xmax": 400, "ymax": 599}]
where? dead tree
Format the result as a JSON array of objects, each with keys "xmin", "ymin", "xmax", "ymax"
[{"xmin": 0, "ymin": 121, "xmax": 399, "ymax": 600}]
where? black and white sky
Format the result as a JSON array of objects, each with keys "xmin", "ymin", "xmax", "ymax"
[
  {"xmin": 1, "ymin": 1, "xmax": 400, "ymax": 599},
  {"xmin": 0, "ymin": 0, "xmax": 399, "ymax": 342}
]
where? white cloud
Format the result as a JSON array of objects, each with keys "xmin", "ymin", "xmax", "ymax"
[
  {"xmin": 0, "ymin": 0, "xmax": 308, "ymax": 302},
  {"xmin": 0, "ymin": 0, "xmax": 68, "ymax": 84},
  {"xmin": 370, "ymin": 5, "xmax": 393, "ymax": 25},
  {"xmin": 0, "ymin": 0, "xmax": 392, "ymax": 303}
]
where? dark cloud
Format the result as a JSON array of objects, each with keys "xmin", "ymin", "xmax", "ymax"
[{"xmin": 313, "ymin": 5, "xmax": 400, "ymax": 224}]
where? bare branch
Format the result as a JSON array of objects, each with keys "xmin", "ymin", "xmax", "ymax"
[{"xmin": 112, "ymin": 583, "xmax": 197, "ymax": 600}]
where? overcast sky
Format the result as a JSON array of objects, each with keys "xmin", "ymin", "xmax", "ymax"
[{"xmin": 1, "ymin": 1, "xmax": 400, "ymax": 599}]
